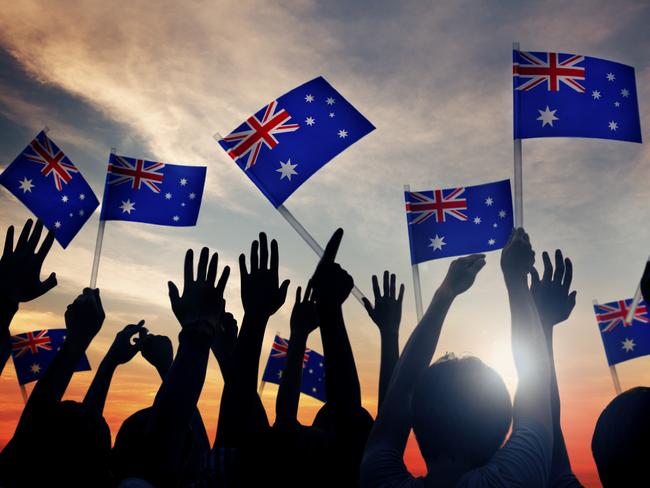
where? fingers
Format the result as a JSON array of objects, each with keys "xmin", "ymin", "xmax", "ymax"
[
  {"xmin": 371, "ymin": 275, "xmax": 380, "ymax": 301},
  {"xmin": 197, "ymin": 247, "xmax": 209, "ymax": 282},
  {"xmin": 239, "ymin": 253, "xmax": 248, "ymax": 278},
  {"xmin": 542, "ymin": 251, "xmax": 553, "ymax": 282},
  {"xmin": 552, "ymin": 249, "xmax": 565, "ymax": 284},
  {"xmin": 207, "ymin": 252, "xmax": 218, "ymax": 284},
  {"xmin": 390, "ymin": 273, "xmax": 396, "ymax": 298},
  {"xmin": 295, "ymin": 285, "xmax": 302, "ymax": 304},
  {"xmin": 259, "ymin": 232, "xmax": 268, "ymax": 270},
  {"xmin": 36, "ymin": 227, "xmax": 55, "ymax": 262},
  {"xmin": 530, "ymin": 267, "xmax": 541, "ymax": 287},
  {"xmin": 26, "ymin": 219, "xmax": 43, "ymax": 253},
  {"xmin": 16, "ymin": 219, "xmax": 33, "ymax": 250},
  {"xmin": 382, "ymin": 270, "xmax": 389, "ymax": 298},
  {"xmin": 123, "ymin": 320, "xmax": 146, "ymax": 336},
  {"xmin": 469, "ymin": 257, "xmax": 486, "ymax": 273},
  {"xmin": 397, "ymin": 283, "xmax": 405, "ymax": 304},
  {"xmin": 270, "ymin": 238, "xmax": 279, "ymax": 273},
  {"xmin": 563, "ymin": 257, "xmax": 573, "ymax": 290},
  {"xmin": 216, "ymin": 265, "xmax": 231, "ymax": 295},
  {"xmin": 184, "ymin": 249, "xmax": 194, "ymax": 284},
  {"xmin": 37, "ymin": 272, "xmax": 58, "ymax": 296},
  {"xmin": 251, "ymin": 239, "xmax": 259, "ymax": 272},
  {"xmin": 2, "ymin": 225, "xmax": 14, "ymax": 257},
  {"xmin": 322, "ymin": 228, "xmax": 343, "ymax": 264},
  {"xmin": 168, "ymin": 281, "xmax": 180, "ymax": 308},
  {"xmin": 568, "ymin": 290, "xmax": 577, "ymax": 314},
  {"xmin": 305, "ymin": 280, "xmax": 314, "ymax": 302}
]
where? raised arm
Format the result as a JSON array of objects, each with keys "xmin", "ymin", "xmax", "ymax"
[
  {"xmin": 530, "ymin": 250, "xmax": 582, "ymax": 487},
  {"xmin": 275, "ymin": 282, "xmax": 318, "ymax": 429},
  {"xmin": 501, "ymin": 229, "xmax": 553, "ymax": 436},
  {"xmin": 362, "ymin": 253, "xmax": 485, "ymax": 475},
  {"xmin": 311, "ymin": 229, "xmax": 361, "ymax": 415},
  {"xmin": 216, "ymin": 233, "xmax": 289, "ymax": 446},
  {"xmin": 642, "ymin": 261, "xmax": 649, "ymax": 304},
  {"xmin": 145, "ymin": 247, "xmax": 229, "ymax": 485},
  {"xmin": 362, "ymin": 271, "xmax": 404, "ymax": 409},
  {"xmin": 211, "ymin": 311, "xmax": 238, "ymax": 381},
  {"xmin": 0, "ymin": 220, "xmax": 57, "ymax": 375},
  {"xmin": 83, "ymin": 321, "xmax": 145, "ymax": 415}
]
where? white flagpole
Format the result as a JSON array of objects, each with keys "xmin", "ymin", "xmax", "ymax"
[
  {"xmin": 404, "ymin": 185, "xmax": 424, "ymax": 321},
  {"xmin": 594, "ymin": 298, "xmax": 622, "ymax": 395},
  {"xmin": 89, "ymin": 148, "xmax": 114, "ymax": 288},
  {"xmin": 513, "ymin": 41, "xmax": 524, "ymax": 228},
  {"xmin": 624, "ymin": 255, "xmax": 650, "ymax": 324},
  {"xmin": 276, "ymin": 205, "xmax": 366, "ymax": 305}
]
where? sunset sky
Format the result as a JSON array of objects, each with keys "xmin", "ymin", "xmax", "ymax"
[{"xmin": 1, "ymin": 1, "xmax": 649, "ymax": 486}]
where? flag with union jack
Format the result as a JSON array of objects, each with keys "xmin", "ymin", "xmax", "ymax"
[
  {"xmin": 10, "ymin": 329, "xmax": 91, "ymax": 385},
  {"xmin": 217, "ymin": 76, "xmax": 375, "ymax": 207},
  {"xmin": 261, "ymin": 335, "xmax": 326, "ymax": 402},
  {"xmin": 405, "ymin": 179, "xmax": 513, "ymax": 264},
  {"xmin": 595, "ymin": 298, "xmax": 650, "ymax": 366},
  {"xmin": 513, "ymin": 50, "xmax": 641, "ymax": 142},
  {"xmin": 0, "ymin": 131, "xmax": 99, "ymax": 248},
  {"xmin": 100, "ymin": 153, "xmax": 206, "ymax": 226}
]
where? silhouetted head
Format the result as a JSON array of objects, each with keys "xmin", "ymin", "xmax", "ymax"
[
  {"xmin": 411, "ymin": 354, "xmax": 512, "ymax": 468},
  {"xmin": 592, "ymin": 387, "xmax": 650, "ymax": 487},
  {"xmin": 113, "ymin": 408, "xmax": 153, "ymax": 481}
]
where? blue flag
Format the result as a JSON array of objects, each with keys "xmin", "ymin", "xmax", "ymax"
[
  {"xmin": 218, "ymin": 76, "xmax": 375, "ymax": 207},
  {"xmin": 513, "ymin": 50, "xmax": 641, "ymax": 142},
  {"xmin": 10, "ymin": 329, "xmax": 91, "ymax": 385},
  {"xmin": 405, "ymin": 179, "xmax": 513, "ymax": 265},
  {"xmin": 261, "ymin": 335, "xmax": 326, "ymax": 402},
  {"xmin": 0, "ymin": 131, "xmax": 99, "ymax": 248},
  {"xmin": 595, "ymin": 299, "xmax": 650, "ymax": 366},
  {"xmin": 100, "ymin": 153, "xmax": 206, "ymax": 226}
]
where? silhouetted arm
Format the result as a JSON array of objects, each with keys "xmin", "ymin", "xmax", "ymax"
[
  {"xmin": 362, "ymin": 271, "xmax": 405, "ymax": 408},
  {"xmin": 0, "ymin": 220, "xmax": 57, "ymax": 375},
  {"xmin": 145, "ymin": 247, "xmax": 229, "ymax": 486},
  {"xmin": 531, "ymin": 250, "xmax": 582, "ymax": 487},
  {"xmin": 642, "ymin": 261, "xmax": 649, "ymax": 304},
  {"xmin": 83, "ymin": 321, "xmax": 145, "ymax": 415},
  {"xmin": 362, "ymin": 254, "xmax": 485, "ymax": 484},
  {"xmin": 216, "ymin": 233, "xmax": 289, "ymax": 446},
  {"xmin": 211, "ymin": 311, "xmax": 238, "ymax": 381},
  {"xmin": 275, "ymin": 283, "xmax": 317, "ymax": 429}
]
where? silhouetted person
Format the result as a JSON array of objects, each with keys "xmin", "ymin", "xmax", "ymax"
[
  {"xmin": 0, "ymin": 219, "xmax": 57, "ymax": 376},
  {"xmin": 362, "ymin": 229, "xmax": 554, "ymax": 487},
  {"xmin": 0, "ymin": 288, "xmax": 111, "ymax": 488},
  {"xmin": 363, "ymin": 270, "xmax": 405, "ymax": 408}
]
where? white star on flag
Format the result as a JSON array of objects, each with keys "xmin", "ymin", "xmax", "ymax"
[
  {"xmin": 276, "ymin": 159, "xmax": 298, "ymax": 181},
  {"xmin": 62, "ymin": 195, "xmax": 69, "ymax": 202},
  {"xmin": 189, "ymin": 192, "xmax": 196, "ymax": 200},
  {"xmin": 429, "ymin": 234, "xmax": 446, "ymax": 251},
  {"xmin": 79, "ymin": 193, "xmax": 85, "ymax": 200},
  {"xmin": 305, "ymin": 116, "xmax": 315, "ymax": 126},
  {"xmin": 120, "ymin": 199, "xmax": 135, "ymax": 214},
  {"xmin": 498, "ymin": 210, "xmax": 507, "ymax": 218},
  {"xmin": 614, "ymin": 101, "xmax": 620, "ymax": 107},
  {"xmin": 54, "ymin": 221, "xmax": 61, "ymax": 228},
  {"xmin": 305, "ymin": 94, "xmax": 314, "ymax": 103},
  {"xmin": 488, "ymin": 238, "xmax": 496, "ymax": 246},
  {"xmin": 326, "ymin": 97, "xmax": 335, "ymax": 105},
  {"xmin": 485, "ymin": 197, "xmax": 493, "ymax": 206},
  {"xmin": 338, "ymin": 129, "xmax": 348, "ymax": 138},
  {"xmin": 621, "ymin": 88, "xmax": 630, "ymax": 98},
  {"xmin": 18, "ymin": 178, "xmax": 34, "ymax": 193},
  {"xmin": 591, "ymin": 90, "xmax": 601, "ymax": 100},
  {"xmin": 622, "ymin": 338, "xmax": 635, "ymax": 352},
  {"xmin": 30, "ymin": 363, "xmax": 41, "ymax": 374},
  {"xmin": 180, "ymin": 178, "xmax": 188, "ymax": 186},
  {"xmin": 172, "ymin": 215, "xmax": 180, "ymax": 222},
  {"xmin": 473, "ymin": 217, "xmax": 481, "ymax": 224},
  {"xmin": 606, "ymin": 72, "xmax": 616, "ymax": 81},
  {"xmin": 165, "ymin": 192, "xmax": 172, "ymax": 200},
  {"xmin": 537, "ymin": 106, "xmax": 559, "ymax": 127},
  {"xmin": 608, "ymin": 121, "xmax": 618, "ymax": 131}
]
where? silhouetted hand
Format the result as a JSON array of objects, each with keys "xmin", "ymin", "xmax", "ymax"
[
  {"xmin": 441, "ymin": 254, "xmax": 486, "ymax": 296},
  {"xmin": 530, "ymin": 250, "xmax": 577, "ymax": 329},
  {"xmin": 239, "ymin": 233, "xmax": 289, "ymax": 317},
  {"xmin": 64, "ymin": 288, "xmax": 105, "ymax": 346},
  {"xmin": 0, "ymin": 219, "xmax": 56, "ymax": 305},
  {"xmin": 168, "ymin": 247, "xmax": 230, "ymax": 333},
  {"xmin": 105, "ymin": 320, "xmax": 146, "ymax": 365},
  {"xmin": 362, "ymin": 271, "xmax": 405, "ymax": 336},
  {"xmin": 501, "ymin": 228, "xmax": 535, "ymax": 278},
  {"xmin": 311, "ymin": 228, "xmax": 353, "ymax": 307},
  {"xmin": 290, "ymin": 281, "xmax": 318, "ymax": 338},
  {"xmin": 212, "ymin": 311, "xmax": 238, "ymax": 363},
  {"xmin": 642, "ymin": 261, "xmax": 650, "ymax": 304},
  {"xmin": 138, "ymin": 330, "xmax": 174, "ymax": 374}
]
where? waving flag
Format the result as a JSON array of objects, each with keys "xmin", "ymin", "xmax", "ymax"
[
  {"xmin": 513, "ymin": 50, "xmax": 641, "ymax": 142},
  {"xmin": 0, "ymin": 131, "xmax": 99, "ymax": 248},
  {"xmin": 405, "ymin": 179, "xmax": 513, "ymax": 264},
  {"xmin": 595, "ymin": 299, "xmax": 650, "ymax": 366},
  {"xmin": 261, "ymin": 335, "xmax": 326, "ymax": 402},
  {"xmin": 10, "ymin": 329, "xmax": 91, "ymax": 385},
  {"xmin": 100, "ymin": 153, "xmax": 206, "ymax": 226},
  {"xmin": 218, "ymin": 76, "xmax": 375, "ymax": 207}
]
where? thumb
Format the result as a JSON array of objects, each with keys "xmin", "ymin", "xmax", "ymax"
[
  {"xmin": 568, "ymin": 290, "xmax": 577, "ymax": 312},
  {"xmin": 278, "ymin": 279, "xmax": 290, "ymax": 304},
  {"xmin": 168, "ymin": 281, "xmax": 180, "ymax": 309},
  {"xmin": 530, "ymin": 267, "xmax": 541, "ymax": 288},
  {"xmin": 37, "ymin": 272, "xmax": 57, "ymax": 296},
  {"xmin": 362, "ymin": 297, "xmax": 373, "ymax": 315}
]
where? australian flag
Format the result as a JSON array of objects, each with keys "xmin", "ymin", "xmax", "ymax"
[
  {"xmin": 405, "ymin": 179, "xmax": 513, "ymax": 265},
  {"xmin": 100, "ymin": 153, "xmax": 206, "ymax": 226},
  {"xmin": 218, "ymin": 76, "xmax": 375, "ymax": 207},
  {"xmin": 10, "ymin": 329, "xmax": 91, "ymax": 385},
  {"xmin": 0, "ymin": 131, "xmax": 99, "ymax": 248},
  {"xmin": 595, "ymin": 299, "xmax": 650, "ymax": 366},
  {"xmin": 513, "ymin": 50, "xmax": 641, "ymax": 142},
  {"xmin": 261, "ymin": 335, "xmax": 326, "ymax": 402}
]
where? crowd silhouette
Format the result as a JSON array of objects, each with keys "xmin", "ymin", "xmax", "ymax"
[{"xmin": 0, "ymin": 218, "xmax": 648, "ymax": 487}]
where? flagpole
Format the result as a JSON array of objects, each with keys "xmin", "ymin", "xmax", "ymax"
[
  {"xmin": 513, "ymin": 41, "xmax": 524, "ymax": 228},
  {"xmin": 404, "ymin": 185, "xmax": 424, "ymax": 321},
  {"xmin": 276, "ymin": 205, "xmax": 366, "ymax": 305},
  {"xmin": 594, "ymin": 298, "xmax": 623, "ymax": 395},
  {"xmin": 624, "ymin": 255, "xmax": 650, "ymax": 324},
  {"xmin": 89, "ymin": 148, "xmax": 114, "ymax": 288}
]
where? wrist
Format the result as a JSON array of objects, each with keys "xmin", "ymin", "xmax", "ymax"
[
  {"xmin": 289, "ymin": 329, "xmax": 309, "ymax": 343},
  {"xmin": 179, "ymin": 321, "xmax": 214, "ymax": 345},
  {"xmin": 380, "ymin": 328, "xmax": 399, "ymax": 341}
]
